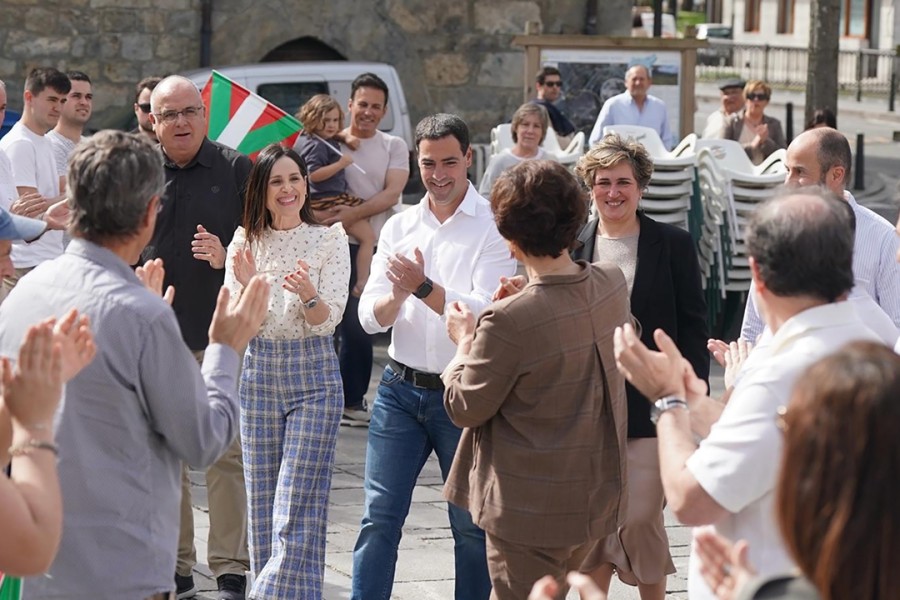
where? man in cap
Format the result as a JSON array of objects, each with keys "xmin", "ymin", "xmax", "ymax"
[{"xmin": 702, "ymin": 78, "xmax": 745, "ymax": 139}]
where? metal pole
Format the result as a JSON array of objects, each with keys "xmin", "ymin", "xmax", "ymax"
[
  {"xmin": 890, "ymin": 72, "xmax": 896, "ymax": 112},
  {"xmin": 856, "ymin": 50, "xmax": 863, "ymax": 102},
  {"xmin": 653, "ymin": 0, "xmax": 663, "ymax": 38},
  {"xmin": 853, "ymin": 133, "xmax": 865, "ymax": 191},
  {"xmin": 763, "ymin": 44, "xmax": 770, "ymax": 82},
  {"xmin": 785, "ymin": 102, "xmax": 794, "ymax": 143},
  {"xmin": 200, "ymin": 0, "xmax": 212, "ymax": 68}
]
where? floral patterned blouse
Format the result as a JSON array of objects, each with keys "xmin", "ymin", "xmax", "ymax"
[{"xmin": 224, "ymin": 222, "xmax": 350, "ymax": 340}]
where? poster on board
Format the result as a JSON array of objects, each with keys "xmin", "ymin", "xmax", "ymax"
[{"xmin": 540, "ymin": 48, "xmax": 681, "ymax": 144}]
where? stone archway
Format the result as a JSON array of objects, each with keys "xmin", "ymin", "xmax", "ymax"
[{"xmin": 261, "ymin": 37, "xmax": 347, "ymax": 62}]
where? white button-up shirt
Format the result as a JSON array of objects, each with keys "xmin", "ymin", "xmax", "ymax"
[
  {"xmin": 589, "ymin": 91, "xmax": 675, "ymax": 149},
  {"xmin": 741, "ymin": 191, "xmax": 900, "ymax": 343},
  {"xmin": 687, "ymin": 301, "xmax": 882, "ymax": 600},
  {"xmin": 359, "ymin": 183, "xmax": 516, "ymax": 373}
]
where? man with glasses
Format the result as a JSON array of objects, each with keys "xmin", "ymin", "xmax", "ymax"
[
  {"xmin": 530, "ymin": 66, "xmax": 576, "ymax": 147},
  {"xmin": 133, "ymin": 76, "xmax": 162, "ymax": 142},
  {"xmin": 702, "ymin": 78, "xmax": 745, "ymax": 139},
  {"xmin": 142, "ymin": 75, "xmax": 252, "ymax": 600}
]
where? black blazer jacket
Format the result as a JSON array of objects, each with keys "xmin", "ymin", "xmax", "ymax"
[{"xmin": 572, "ymin": 211, "xmax": 710, "ymax": 437}]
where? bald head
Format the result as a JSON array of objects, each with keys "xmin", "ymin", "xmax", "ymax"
[
  {"xmin": 149, "ymin": 75, "xmax": 207, "ymax": 167},
  {"xmin": 784, "ymin": 127, "xmax": 851, "ymax": 196},
  {"xmin": 150, "ymin": 75, "xmax": 202, "ymax": 110},
  {"xmin": 748, "ymin": 187, "xmax": 854, "ymax": 302}
]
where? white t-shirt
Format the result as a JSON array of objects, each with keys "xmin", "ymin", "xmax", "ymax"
[
  {"xmin": 46, "ymin": 129, "xmax": 82, "ymax": 177},
  {"xmin": 342, "ymin": 130, "xmax": 409, "ymax": 243},
  {"xmin": 0, "ymin": 121, "xmax": 64, "ymax": 268},
  {"xmin": 685, "ymin": 302, "xmax": 883, "ymax": 600},
  {"xmin": 0, "ymin": 151, "xmax": 18, "ymax": 213}
]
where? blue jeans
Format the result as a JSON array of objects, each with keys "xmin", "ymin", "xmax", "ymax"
[{"xmin": 351, "ymin": 366, "xmax": 491, "ymax": 600}]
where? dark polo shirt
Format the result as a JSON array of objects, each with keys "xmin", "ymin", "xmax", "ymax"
[
  {"xmin": 530, "ymin": 98, "xmax": 576, "ymax": 137},
  {"xmin": 142, "ymin": 137, "xmax": 251, "ymax": 350}
]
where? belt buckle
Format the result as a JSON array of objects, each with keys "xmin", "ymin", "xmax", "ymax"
[{"xmin": 411, "ymin": 370, "xmax": 426, "ymax": 388}]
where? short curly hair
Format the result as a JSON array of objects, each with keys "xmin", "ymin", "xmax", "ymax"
[
  {"xmin": 491, "ymin": 160, "xmax": 587, "ymax": 258},
  {"xmin": 575, "ymin": 133, "xmax": 654, "ymax": 190},
  {"xmin": 296, "ymin": 94, "xmax": 343, "ymax": 137}
]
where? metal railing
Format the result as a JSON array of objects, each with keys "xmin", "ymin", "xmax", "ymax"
[{"xmin": 697, "ymin": 40, "xmax": 899, "ymax": 98}]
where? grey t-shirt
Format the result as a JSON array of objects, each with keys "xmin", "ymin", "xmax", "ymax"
[{"xmin": 294, "ymin": 134, "xmax": 347, "ymax": 199}]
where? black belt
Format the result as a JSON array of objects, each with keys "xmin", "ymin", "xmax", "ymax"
[{"xmin": 388, "ymin": 358, "xmax": 444, "ymax": 390}]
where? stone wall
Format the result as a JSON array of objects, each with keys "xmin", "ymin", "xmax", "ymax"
[
  {"xmin": 1, "ymin": 0, "xmax": 201, "ymax": 129},
  {"xmin": 0, "ymin": 0, "xmax": 598, "ymax": 141}
]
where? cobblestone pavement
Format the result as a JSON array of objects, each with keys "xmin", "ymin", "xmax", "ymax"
[{"xmin": 187, "ymin": 338, "xmax": 728, "ymax": 599}]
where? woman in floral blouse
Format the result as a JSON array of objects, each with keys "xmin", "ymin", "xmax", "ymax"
[{"xmin": 224, "ymin": 143, "xmax": 349, "ymax": 599}]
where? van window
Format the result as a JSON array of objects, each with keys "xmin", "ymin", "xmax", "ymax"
[{"xmin": 257, "ymin": 82, "xmax": 330, "ymax": 117}]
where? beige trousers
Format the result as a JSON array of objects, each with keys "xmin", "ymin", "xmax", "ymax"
[{"xmin": 176, "ymin": 350, "xmax": 250, "ymax": 577}]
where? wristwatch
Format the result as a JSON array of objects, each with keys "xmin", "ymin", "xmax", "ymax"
[
  {"xmin": 413, "ymin": 277, "xmax": 434, "ymax": 299},
  {"xmin": 302, "ymin": 294, "xmax": 319, "ymax": 310},
  {"xmin": 650, "ymin": 395, "xmax": 689, "ymax": 425}
]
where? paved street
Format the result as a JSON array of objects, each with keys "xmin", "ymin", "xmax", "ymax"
[
  {"xmin": 184, "ymin": 86, "xmax": 900, "ymax": 599},
  {"xmin": 186, "ymin": 338, "xmax": 726, "ymax": 600}
]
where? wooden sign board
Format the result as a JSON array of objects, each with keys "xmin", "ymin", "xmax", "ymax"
[{"xmin": 513, "ymin": 36, "xmax": 706, "ymax": 142}]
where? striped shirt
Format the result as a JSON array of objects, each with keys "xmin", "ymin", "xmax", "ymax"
[{"xmin": 741, "ymin": 192, "xmax": 900, "ymax": 342}]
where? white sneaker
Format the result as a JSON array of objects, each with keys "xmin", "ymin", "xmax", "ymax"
[{"xmin": 341, "ymin": 405, "xmax": 371, "ymax": 427}]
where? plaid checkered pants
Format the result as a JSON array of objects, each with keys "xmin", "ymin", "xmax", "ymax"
[{"xmin": 240, "ymin": 335, "xmax": 343, "ymax": 599}]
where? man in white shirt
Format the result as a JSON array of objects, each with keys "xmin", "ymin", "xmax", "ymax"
[
  {"xmin": 47, "ymin": 70, "xmax": 93, "ymax": 179},
  {"xmin": 316, "ymin": 72, "xmax": 410, "ymax": 426},
  {"xmin": 614, "ymin": 187, "xmax": 883, "ymax": 600},
  {"xmin": 702, "ymin": 78, "xmax": 744, "ymax": 139},
  {"xmin": 351, "ymin": 113, "xmax": 516, "ymax": 600},
  {"xmin": 588, "ymin": 64, "xmax": 674, "ymax": 149},
  {"xmin": 0, "ymin": 67, "xmax": 69, "ymax": 295},
  {"xmin": 739, "ymin": 127, "xmax": 900, "ymax": 342}
]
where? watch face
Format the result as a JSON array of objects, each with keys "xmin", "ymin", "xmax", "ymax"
[{"xmin": 414, "ymin": 278, "xmax": 433, "ymax": 299}]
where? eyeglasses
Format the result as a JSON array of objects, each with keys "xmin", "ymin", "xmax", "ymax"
[
  {"xmin": 154, "ymin": 106, "xmax": 205, "ymax": 124},
  {"xmin": 543, "ymin": 81, "xmax": 563, "ymax": 88},
  {"xmin": 746, "ymin": 93, "xmax": 770, "ymax": 101},
  {"xmin": 137, "ymin": 102, "xmax": 152, "ymax": 114}
]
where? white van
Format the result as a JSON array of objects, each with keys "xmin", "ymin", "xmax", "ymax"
[{"xmin": 183, "ymin": 61, "xmax": 411, "ymax": 149}]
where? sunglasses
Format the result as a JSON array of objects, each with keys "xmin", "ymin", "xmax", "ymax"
[
  {"xmin": 746, "ymin": 93, "xmax": 770, "ymax": 101},
  {"xmin": 137, "ymin": 102, "xmax": 152, "ymax": 113},
  {"xmin": 543, "ymin": 81, "xmax": 563, "ymax": 88}
]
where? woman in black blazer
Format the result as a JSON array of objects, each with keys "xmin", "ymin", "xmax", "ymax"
[{"xmin": 572, "ymin": 133, "xmax": 709, "ymax": 600}]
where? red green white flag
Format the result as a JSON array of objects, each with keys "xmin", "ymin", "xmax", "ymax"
[
  {"xmin": 201, "ymin": 70, "xmax": 303, "ymax": 160},
  {"xmin": 0, "ymin": 572, "xmax": 22, "ymax": 600}
]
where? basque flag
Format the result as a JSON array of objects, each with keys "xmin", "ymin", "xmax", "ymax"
[{"xmin": 200, "ymin": 71, "xmax": 303, "ymax": 159}]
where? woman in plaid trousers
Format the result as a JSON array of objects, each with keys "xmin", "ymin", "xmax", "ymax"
[{"xmin": 224, "ymin": 143, "xmax": 350, "ymax": 599}]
